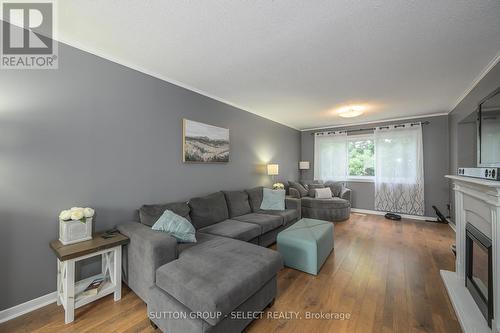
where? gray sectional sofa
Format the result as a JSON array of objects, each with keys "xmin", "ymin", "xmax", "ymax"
[
  {"xmin": 288, "ymin": 180, "xmax": 351, "ymax": 222},
  {"xmin": 117, "ymin": 186, "xmax": 301, "ymax": 333}
]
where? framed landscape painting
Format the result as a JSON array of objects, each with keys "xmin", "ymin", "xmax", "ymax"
[{"xmin": 183, "ymin": 119, "xmax": 230, "ymax": 163}]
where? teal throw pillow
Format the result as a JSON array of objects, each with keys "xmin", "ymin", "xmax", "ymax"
[
  {"xmin": 260, "ymin": 188, "xmax": 285, "ymax": 211},
  {"xmin": 152, "ymin": 210, "xmax": 197, "ymax": 243}
]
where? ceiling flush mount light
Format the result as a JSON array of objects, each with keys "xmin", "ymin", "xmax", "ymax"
[{"xmin": 337, "ymin": 105, "xmax": 365, "ymax": 118}]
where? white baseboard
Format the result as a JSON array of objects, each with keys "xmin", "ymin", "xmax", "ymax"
[
  {"xmin": 0, "ymin": 292, "xmax": 56, "ymax": 324},
  {"xmin": 350, "ymin": 208, "xmax": 437, "ymax": 222}
]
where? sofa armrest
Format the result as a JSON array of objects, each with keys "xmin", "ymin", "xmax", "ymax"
[
  {"xmin": 288, "ymin": 187, "xmax": 300, "ymax": 199},
  {"xmin": 117, "ymin": 222, "xmax": 178, "ymax": 302},
  {"xmin": 285, "ymin": 196, "xmax": 302, "ymax": 220},
  {"xmin": 340, "ymin": 188, "xmax": 351, "ymax": 203}
]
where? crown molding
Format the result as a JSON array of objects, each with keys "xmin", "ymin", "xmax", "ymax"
[
  {"xmin": 449, "ymin": 51, "xmax": 500, "ymax": 113},
  {"xmin": 56, "ymin": 36, "xmax": 498, "ymax": 131},
  {"xmin": 300, "ymin": 112, "xmax": 448, "ymax": 132}
]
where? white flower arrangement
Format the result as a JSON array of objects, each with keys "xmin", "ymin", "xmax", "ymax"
[
  {"xmin": 59, "ymin": 207, "xmax": 95, "ymax": 223},
  {"xmin": 273, "ymin": 182, "xmax": 285, "ymax": 190}
]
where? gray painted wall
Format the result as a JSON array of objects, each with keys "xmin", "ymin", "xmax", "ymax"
[
  {"xmin": 301, "ymin": 115, "xmax": 450, "ymax": 217},
  {"xmin": 0, "ymin": 41, "xmax": 300, "ymax": 310},
  {"xmin": 448, "ymin": 61, "xmax": 500, "ymax": 220}
]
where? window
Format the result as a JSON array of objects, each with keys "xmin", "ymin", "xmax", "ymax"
[
  {"xmin": 313, "ymin": 125, "xmax": 424, "ymax": 214},
  {"xmin": 348, "ymin": 135, "xmax": 375, "ymax": 181},
  {"xmin": 314, "ymin": 133, "xmax": 375, "ymax": 182}
]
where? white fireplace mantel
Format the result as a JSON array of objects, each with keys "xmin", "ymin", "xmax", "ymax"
[{"xmin": 444, "ymin": 175, "xmax": 500, "ymax": 333}]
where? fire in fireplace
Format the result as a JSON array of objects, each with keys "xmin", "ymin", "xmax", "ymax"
[{"xmin": 465, "ymin": 223, "xmax": 493, "ymax": 327}]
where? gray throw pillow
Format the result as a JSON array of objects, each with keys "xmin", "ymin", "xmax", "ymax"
[
  {"xmin": 307, "ymin": 184, "xmax": 325, "ymax": 197},
  {"xmin": 324, "ymin": 181, "xmax": 345, "ymax": 197},
  {"xmin": 288, "ymin": 181, "xmax": 308, "ymax": 198}
]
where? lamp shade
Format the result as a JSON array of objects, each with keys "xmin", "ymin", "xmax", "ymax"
[
  {"xmin": 267, "ymin": 164, "xmax": 279, "ymax": 176},
  {"xmin": 299, "ymin": 161, "xmax": 310, "ymax": 170}
]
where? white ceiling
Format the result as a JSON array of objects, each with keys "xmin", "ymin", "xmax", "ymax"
[{"xmin": 57, "ymin": 1, "xmax": 500, "ymax": 130}]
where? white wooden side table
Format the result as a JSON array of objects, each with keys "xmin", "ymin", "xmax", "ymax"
[{"xmin": 50, "ymin": 233, "xmax": 129, "ymax": 323}]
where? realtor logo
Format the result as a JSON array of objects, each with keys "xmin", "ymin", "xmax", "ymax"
[{"xmin": 1, "ymin": 0, "xmax": 58, "ymax": 69}]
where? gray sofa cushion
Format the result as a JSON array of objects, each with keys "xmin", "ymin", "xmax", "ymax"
[
  {"xmin": 198, "ymin": 219, "xmax": 261, "ymax": 241},
  {"xmin": 233, "ymin": 213, "xmax": 283, "ymax": 234},
  {"xmin": 256, "ymin": 208, "xmax": 298, "ymax": 225},
  {"xmin": 246, "ymin": 186, "xmax": 263, "ymax": 212},
  {"xmin": 307, "ymin": 184, "xmax": 325, "ymax": 197},
  {"xmin": 157, "ymin": 236, "xmax": 283, "ymax": 326},
  {"xmin": 288, "ymin": 181, "xmax": 308, "ymax": 198},
  {"xmin": 324, "ymin": 181, "xmax": 345, "ymax": 197},
  {"xmin": 188, "ymin": 192, "xmax": 229, "ymax": 229},
  {"xmin": 139, "ymin": 202, "xmax": 191, "ymax": 227},
  {"xmin": 301, "ymin": 196, "xmax": 350, "ymax": 209},
  {"xmin": 223, "ymin": 191, "xmax": 252, "ymax": 218}
]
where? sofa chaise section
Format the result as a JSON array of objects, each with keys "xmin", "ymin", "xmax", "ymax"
[
  {"xmin": 149, "ymin": 276, "xmax": 277, "ymax": 333},
  {"xmin": 151, "ymin": 236, "xmax": 282, "ymax": 329}
]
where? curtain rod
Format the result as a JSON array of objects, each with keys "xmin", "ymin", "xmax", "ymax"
[{"xmin": 310, "ymin": 121, "xmax": 430, "ymax": 135}]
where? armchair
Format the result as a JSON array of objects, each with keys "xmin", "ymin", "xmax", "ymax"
[{"xmin": 287, "ymin": 181, "xmax": 351, "ymax": 222}]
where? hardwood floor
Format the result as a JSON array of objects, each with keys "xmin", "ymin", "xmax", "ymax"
[{"xmin": 0, "ymin": 214, "xmax": 461, "ymax": 333}]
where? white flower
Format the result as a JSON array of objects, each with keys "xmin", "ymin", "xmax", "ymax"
[
  {"xmin": 83, "ymin": 207, "xmax": 95, "ymax": 218},
  {"xmin": 59, "ymin": 210, "xmax": 72, "ymax": 221},
  {"xmin": 70, "ymin": 208, "xmax": 85, "ymax": 221},
  {"xmin": 70, "ymin": 206, "xmax": 83, "ymax": 211}
]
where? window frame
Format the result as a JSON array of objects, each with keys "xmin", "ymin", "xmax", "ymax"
[{"xmin": 347, "ymin": 133, "xmax": 375, "ymax": 182}]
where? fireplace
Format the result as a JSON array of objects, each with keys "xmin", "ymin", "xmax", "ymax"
[{"xmin": 466, "ymin": 222, "xmax": 493, "ymax": 327}]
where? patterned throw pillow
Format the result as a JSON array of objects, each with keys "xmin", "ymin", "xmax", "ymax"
[{"xmin": 152, "ymin": 210, "xmax": 197, "ymax": 243}]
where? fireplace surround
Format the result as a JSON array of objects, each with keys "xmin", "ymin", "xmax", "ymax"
[{"xmin": 444, "ymin": 175, "xmax": 500, "ymax": 333}]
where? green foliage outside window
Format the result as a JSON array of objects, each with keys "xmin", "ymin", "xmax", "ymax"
[{"xmin": 348, "ymin": 139, "xmax": 375, "ymax": 177}]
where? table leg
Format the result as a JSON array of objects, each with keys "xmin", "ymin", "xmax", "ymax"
[
  {"xmin": 63, "ymin": 260, "xmax": 75, "ymax": 324},
  {"xmin": 113, "ymin": 246, "xmax": 122, "ymax": 301},
  {"xmin": 56, "ymin": 259, "xmax": 61, "ymax": 306}
]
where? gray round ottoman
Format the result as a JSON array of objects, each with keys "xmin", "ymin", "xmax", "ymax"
[{"xmin": 301, "ymin": 197, "xmax": 351, "ymax": 222}]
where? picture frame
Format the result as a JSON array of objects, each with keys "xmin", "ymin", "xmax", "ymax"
[{"xmin": 182, "ymin": 119, "xmax": 230, "ymax": 163}]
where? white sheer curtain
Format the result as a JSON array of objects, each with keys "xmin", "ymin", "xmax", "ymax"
[
  {"xmin": 374, "ymin": 123, "xmax": 424, "ymax": 215},
  {"xmin": 314, "ymin": 132, "xmax": 348, "ymax": 181}
]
